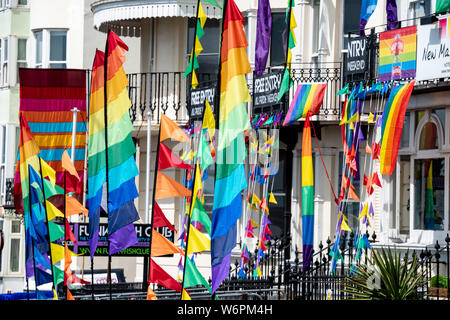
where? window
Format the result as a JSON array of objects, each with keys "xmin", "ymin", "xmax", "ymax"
[
  {"xmin": 9, "ymin": 220, "xmax": 21, "ymax": 273},
  {"xmin": 33, "ymin": 29, "xmax": 67, "ymax": 68},
  {"xmin": 1, "ymin": 0, "xmax": 10, "ymax": 9},
  {"xmin": 187, "ymin": 18, "xmax": 219, "ymax": 83},
  {"xmin": 1, "ymin": 38, "xmax": 8, "ymax": 86},
  {"xmin": 343, "ymin": 0, "xmax": 362, "ymax": 48},
  {"xmin": 311, "ymin": 0, "xmax": 320, "ymax": 55},
  {"xmin": 17, "ymin": 38, "xmax": 27, "ymax": 83},
  {"xmin": 18, "ymin": 0, "xmax": 27, "ymax": 5},
  {"xmin": 270, "ymin": 12, "xmax": 287, "ymax": 67},
  {"xmin": 408, "ymin": 0, "xmax": 431, "ymax": 26}
]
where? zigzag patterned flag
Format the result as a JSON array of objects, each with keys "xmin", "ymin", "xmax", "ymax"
[{"xmin": 211, "ymin": 0, "xmax": 251, "ymax": 294}]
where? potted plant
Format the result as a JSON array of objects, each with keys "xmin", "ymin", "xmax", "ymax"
[
  {"xmin": 343, "ymin": 247, "xmax": 427, "ymax": 300},
  {"xmin": 429, "ymin": 275, "xmax": 448, "ymax": 297}
]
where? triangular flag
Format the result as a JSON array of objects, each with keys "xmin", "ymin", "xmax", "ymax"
[
  {"xmin": 40, "ymin": 158, "xmax": 56, "ymax": 187},
  {"xmin": 269, "ymin": 192, "xmax": 277, "ymax": 204},
  {"xmin": 184, "ymin": 256, "xmax": 212, "ymax": 293},
  {"xmin": 366, "ymin": 143, "xmax": 373, "ymax": 154},
  {"xmin": 202, "ymin": 100, "xmax": 215, "ymax": 139},
  {"xmin": 67, "ymin": 288, "xmax": 75, "ymax": 300},
  {"xmin": 191, "ymin": 196, "xmax": 211, "ymax": 235},
  {"xmin": 53, "ymin": 289, "xmax": 58, "ymax": 300},
  {"xmin": 158, "ymin": 142, "xmax": 194, "ymax": 171},
  {"xmin": 181, "ymin": 288, "xmax": 191, "ymax": 300},
  {"xmin": 61, "ymin": 150, "xmax": 80, "ymax": 180},
  {"xmin": 348, "ymin": 187, "xmax": 360, "ymax": 201},
  {"xmin": 187, "ymin": 225, "xmax": 210, "ymax": 255},
  {"xmin": 202, "ymin": 0, "xmax": 222, "ymax": 8},
  {"xmin": 368, "ymin": 112, "xmax": 375, "ymax": 124},
  {"xmin": 146, "ymin": 286, "xmax": 158, "ymax": 300},
  {"xmin": 151, "ymin": 229, "xmax": 184, "ymax": 257},
  {"xmin": 65, "ymin": 218, "xmax": 78, "ymax": 245},
  {"xmin": 155, "ymin": 171, "xmax": 191, "ymax": 200},
  {"xmin": 148, "ymin": 258, "xmax": 182, "ymax": 292},
  {"xmin": 190, "ymin": 164, "xmax": 203, "ymax": 213},
  {"xmin": 48, "ymin": 221, "xmax": 64, "ymax": 242},
  {"xmin": 65, "ymin": 195, "xmax": 88, "ymax": 218},
  {"xmin": 198, "ymin": 2, "xmax": 207, "ymax": 28},
  {"xmin": 153, "ymin": 202, "xmax": 176, "ymax": 232},
  {"xmin": 358, "ymin": 203, "xmax": 369, "ymax": 219},
  {"xmin": 196, "ymin": 131, "xmax": 213, "ymax": 172},
  {"xmin": 46, "ymin": 200, "xmax": 64, "ymax": 220},
  {"xmin": 341, "ymin": 219, "xmax": 352, "ymax": 232},
  {"xmin": 160, "ymin": 113, "xmax": 190, "ymax": 143},
  {"xmin": 372, "ymin": 172, "xmax": 382, "ymax": 188}
]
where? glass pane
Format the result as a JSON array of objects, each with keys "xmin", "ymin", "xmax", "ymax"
[
  {"xmin": 49, "ymin": 63, "xmax": 66, "ymax": 68},
  {"xmin": 18, "ymin": 0, "xmax": 27, "ymax": 4},
  {"xmin": 343, "ymin": 0, "xmax": 362, "ymax": 48},
  {"xmin": 50, "ymin": 31, "xmax": 66, "ymax": 61},
  {"xmin": 419, "ymin": 122, "xmax": 438, "ymax": 150},
  {"xmin": 399, "ymin": 156, "xmax": 410, "ymax": 234},
  {"xmin": 270, "ymin": 13, "xmax": 287, "ymax": 67},
  {"xmin": 187, "ymin": 18, "xmax": 220, "ymax": 55},
  {"xmin": 17, "ymin": 39, "xmax": 26, "ymax": 61},
  {"xmin": 10, "ymin": 238, "xmax": 20, "ymax": 272},
  {"xmin": 413, "ymin": 158, "xmax": 444, "ymax": 230},
  {"xmin": 434, "ymin": 109, "xmax": 445, "ymax": 144},
  {"xmin": 400, "ymin": 112, "xmax": 410, "ymax": 148},
  {"xmin": 3, "ymin": 38, "xmax": 8, "ymax": 60},
  {"xmin": 11, "ymin": 220, "xmax": 20, "ymax": 233},
  {"xmin": 34, "ymin": 31, "xmax": 42, "ymax": 65}
]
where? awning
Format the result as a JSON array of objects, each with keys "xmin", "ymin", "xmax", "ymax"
[{"xmin": 91, "ymin": 0, "xmax": 223, "ymax": 37}]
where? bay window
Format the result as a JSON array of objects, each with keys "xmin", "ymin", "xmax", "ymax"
[{"xmin": 33, "ymin": 29, "xmax": 67, "ymax": 68}]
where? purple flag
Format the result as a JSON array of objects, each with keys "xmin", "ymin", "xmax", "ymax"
[
  {"xmin": 386, "ymin": 0, "xmax": 398, "ymax": 31},
  {"xmin": 255, "ymin": 0, "xmax": 272, "ymax": 76}
]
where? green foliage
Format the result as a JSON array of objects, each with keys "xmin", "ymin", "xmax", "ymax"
[
  {"xmin": 430, "ymin": 275, "xmax": 448, "ymax": 289},
  {"xmin": 343, "ymin": 247, "xmax": 427, "ymax": 300}
]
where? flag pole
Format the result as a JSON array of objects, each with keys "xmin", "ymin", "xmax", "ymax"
[
  {"xmin": 38, "ymin": 158, "xmax": 56, "ymax": 296},
  {"xmin": 27, "ymin": 164, "xmax": 38, "ymax": 299},
  {"xmin": 143, "ymin": 109, "xmax": 152, "ymax": 291},
  {"xmin": 63, "ymin": 165, "xmax": 67, "ymax": 300},
  {"xmin": 103, "ymin": 29, "xmax": 113, "ymax": 301}
]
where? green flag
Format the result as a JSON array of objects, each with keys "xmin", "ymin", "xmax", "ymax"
[
  {"xmin": 436, "ymin": 0, "xmax": 450, "ymax": 13},
  {"xmin": 48, "ymin": 221, "xmax": 64, "ymax": 242},
  {"xmin": 276, "ymin": 68, "xmax": 292, "ymax": 102},
  {"xmin": 52, "ymin": 265, "xmax": 64, "ymax": 286},
  {"xmin": 202, "ymin": 0, "xmax": 222, "ymax": 8},
  {"xmin": 43, "ymin": 178, "xmax": 64, "ymax": 199},
  {"xmin": 336, "ymin": 83, "xmax": 349, "ymax": 95},
  {"xmin": 183, "ymin": 53, "xmax": 200, "ymax": 79},
  {"xmin": 184, "ymin": 257, "xmax": 212, "ymax": 293},
  {"xmin": 196, "ymin": 131, "xmax": 213, "ymax": 172},
  {"xmin": 191, "ymin": 196, "xmax": 211, "ymax": 235}
]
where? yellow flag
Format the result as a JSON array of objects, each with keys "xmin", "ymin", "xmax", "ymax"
[
  {"xmin": 368, "ymin": 112, "xmax": 375, "ymax": 124},
  {"xmin": 269, "ymin": 192, "xmax": 277, "ymax": 204},
  {"xmin": 40, "ymin": 158, "xmax": 56, "ymax": 187},
  {"xmin": 198, "ymin": 2, "xmax": 207, "ymax": 28},
  {"xmin": 358, "ymin": 203, "xmax": 369, "ymax": 219},
  {"xmin": 192, "ymin": 69, "xmax": 198, "ymax": 89},
  {"xmin": 51, "ymin": 243, "xmax": 79, "ymax": 264},
  {"xmin": 46, "ymin": 200, "xmax": 64, "ymax": 220},
  {"xmin": 53, "ymin": 289, "xmax": 58, "ymax": 300},
  {"xmin": 341, "ymin": 219, "xmax": 352, "ymax": 232},
  {"xmin": 187, "ymin": 225, "xmax": 210, "ymax": 255},
  {"xmin": 182, "ymin": 288, "xmax": 191, "ymax": 300},
  {"xmin": 194, "ymin": 37, "xmax": 203, "ymax": 56},
  {"xmin": 190, "ymin": 164, "xmax": 202, "ymax": 215},
  {"xmin": 202, "ymin": 100, "xmax": 216, "ymax": 139}
]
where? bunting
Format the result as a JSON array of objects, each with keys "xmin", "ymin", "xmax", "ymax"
[
  {"xmin": 211, "ymin": 0, "xmax": 251, "ymax": 294},
  {"xmin": 283, "ymin": 83, "xmax": 327, "ymax": 125}
]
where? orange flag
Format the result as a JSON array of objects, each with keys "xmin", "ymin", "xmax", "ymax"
[
  {"xmin": 151, "ymin": 228, "xmax": 184, "ymax": 257},
  {"xmin": 67, "ymin": 288, "xmax": 75, "ymax": 300},
  {"xmin": 155, "ymin": 172, "xmax": 191, "ymax": 200},
  {"xmin": 160, "ymin": 113, "xmax": 190, "ymax": 143},
  {"xmin": 146, "ymin": 287, "xmax": 157, "ymax": 300},
  {"xmin": 348, "ymin": 187, "xmax": 360, "ymax": 201},
  {"xmin": 61, "ymin": 149, "xmax": 80, "ymax": 180},
  {"xmin": 65, "ymin": 195, "xmax": 89, "ymax": 218}
]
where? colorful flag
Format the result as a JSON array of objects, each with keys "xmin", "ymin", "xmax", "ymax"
[
  {"xmin": 184, "ymin": 257, "xmax": 212, "ymax": 293},
  {"xmin": 301, "ymin": 116, "xmax": 314, "ymax": 271},
  {"xmin": 151, "ymin": 229, "xmax": 184, "ymax": 257},
  {"xmin": 152, "ymin": 201, "xmax": 176, "ymax": 231},
  {"xmin": 436, "ymin": 0, "xmax": 450, "ymax": 13},
  {"xmin": 360, "ymin": 0, "xmax": 378, "ymax": 36},
  {"xmin": 187, "ymin": 225, "xmax": 210, "ymax": 255},
  {"xmin": 87, "ymin": 49, "xmax": 105, "ymax": 259},
  {"xmin": 378, "ymin": 26, "xmax": 417, "ymax": 82},
  {"xmin": 155, "ymin": 171, "xmax": 192, "ymax": 200},
  {"xmin": 148, "ymin": 258, "xmax": 182, "ymax": 292},
  {"xmin": 16, "ymin": 68, "xmax": 87, "ymax": 213},
  {"xmin": 254, "ymin": 0, "xmax": 272, "ymax": 76},
  {"xmin": 379, "ymin": 81, "xmax": 415, "ymax": 175},
  {"xmin": 282, "ymin": 83, "xmax": 327, "ymax": 125},
  {"xmin": 160, "ymin": 113, "xmax": 190, "ymax": 143},
  {"xmin": 211, "ymin": 0, "xmax": 251, "ymax": 294},
  {"xmin": 103, "ymin": 30, "xmax": 140, "ymax": 255},
  {"xmin": 158, "ymin": 142, "xmax": 194, "ymax": 171}
]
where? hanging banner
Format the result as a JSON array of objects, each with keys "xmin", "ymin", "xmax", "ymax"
[
  {"xmin": 253, "ymin": 70, "xmax": 283, "ymax": 108},
  {"xmin": 379, "ymin": 25, "xmax": 417, "ymax": 82},
  {"xmin": 417, "ymin": 18, "xmax": 450, "ymax": 81},
  {"xmin": 345, "ymin": 36, "xmax": 368, "ymax": 75},
  {"xmin": 66, "ymin": 223, "xmax": 174, "ymax": 257},
  {"xmin": 189, "ymin": 85, "xmax": 215, "ymax": 120}
]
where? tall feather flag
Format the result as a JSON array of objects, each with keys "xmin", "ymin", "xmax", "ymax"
[
  {"xmin": 254, "ymin": 0, "xmax": 272, "ymax": 76},
  {"xmin": 87, "ymin": 49, "xmax": 105, "ymax": 258},
  {"xmin": 277, "ymin": 0, "xmax": 296, "ymax": 102},
  {"xmin": 360, "ymin": 0, "xmax": 378, "ymax": 36},
  {"xmin": 379, "ymin": 81, "xmax": 415, "ymax": 175},
  {"xmin": 211, "ymin": 0, "xmax": 251, "ymax": 294}
]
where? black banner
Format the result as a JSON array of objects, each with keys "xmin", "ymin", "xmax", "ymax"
[
  {"xmin": 189, "ymin": 85, "xmax": 215, "ymax": 120},
  {"xmin": 67, "ymin": 223, "xmax": 175, "ymax": 257},
  {"xmin": 345, "ymin": 36, "xmax": 367, "ymax": 75},
  {"xmin": 253, "ymin": 70, "xmax": 283, "ymax": 108}
]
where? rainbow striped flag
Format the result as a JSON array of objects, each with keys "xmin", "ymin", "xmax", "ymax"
[
  {"xmin": 283, "ymin": 83, "xmax": 327, "ymax": 126},
  {"xmin": 211, "ymin": 0, "xmax": 251, "ymax": 294},
  {"xmin": 301, "ymin": 116, "xmax": 314, "ymax": 271},
  {"xmin": 379, "ymin": 81, "xmax": 415, "ymax": 175},
  {"xmin": 87, "ymin": 31, "xmax": 140, "ymax": 257},
  {"xmin": 14, "ymin": 69, "xmax": 86, "ymax": 214},
  {"xmin": 379, "ymin": 26, "xmax": 417, "ymax": 82}
]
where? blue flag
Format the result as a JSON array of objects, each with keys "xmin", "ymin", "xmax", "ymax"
[{"xmin": 360, "ymin": 0, "xmax": 378, "ymax": 36}]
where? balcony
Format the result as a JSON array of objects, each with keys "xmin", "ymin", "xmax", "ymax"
[{"xmin": 126, "ymin": 63, "xmax": 343, "ymax": 126}]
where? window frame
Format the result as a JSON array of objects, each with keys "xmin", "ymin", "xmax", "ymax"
[
  {"xmin": 1, "ymin": 37, "xmax": 9, "ymax": 87},
  {"xmin": 33, "ymin": 29, "xmax": 67, "ymax": 69}
]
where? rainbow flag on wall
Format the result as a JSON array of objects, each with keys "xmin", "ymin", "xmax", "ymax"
[
  {"xmin": 379, "ymin": 81, "xmax": 415, "ymax": 175},
  {"xmin": 283, "ymin": 83, "xmax": 327, "ymax": 126},
  {"xmin": 14, "ymin": 69, "xmax": 87, "ymax": 215},
  {"xmin": 211, "ymin": 0, "xmax": 251, "ymax": 294},
  {"xmin": 379, "ymin": 26, "xmax": 417, "ymax": 82}
]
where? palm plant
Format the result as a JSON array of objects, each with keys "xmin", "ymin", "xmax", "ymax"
[{"xmin": 343, "ymin": 247, "xmax": 428, "ymax": 300}]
